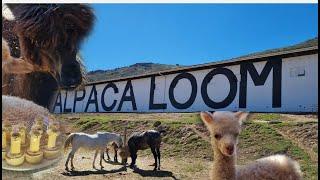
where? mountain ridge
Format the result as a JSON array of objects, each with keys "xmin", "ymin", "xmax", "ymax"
[
  {"xmin": 86, "ymin": 62, "xmax": 181, "ymax": 82},
  {"xmin": 86, "ymin": 37, "xmax": 318, "ymax": 83}
]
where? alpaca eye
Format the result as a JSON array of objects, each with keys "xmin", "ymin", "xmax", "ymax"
[{"xmin": 214, "ymin": 134, "xmax": 222, "ymax": 139}]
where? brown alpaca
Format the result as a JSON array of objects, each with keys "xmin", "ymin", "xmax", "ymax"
[
  {"xmin": 2, "ymin": 4, "xmax": 94, "ymax": 107},
  {"xmin": 200, "ymin": 111, "xmax": 302, "ymax": 180},
  {"xmin": 104, "ymin": 142, "xmax": 120, "ymax": 162},
  {"xmin": 118, "ymin": 128, "xmax": 131, "ymax": 164}
]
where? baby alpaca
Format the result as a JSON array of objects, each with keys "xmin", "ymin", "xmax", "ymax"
[
  {"xmin": 200, "ymin": 111, "xmax": 302, "ymax": 180},
  {"xmin": 104, "ymin": 142, "xmax": 119, "ymax": 162}
]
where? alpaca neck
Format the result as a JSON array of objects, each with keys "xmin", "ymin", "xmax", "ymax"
[{"xmin": 212, "ymin": 145, "xmax": 236, "ymax": 180}]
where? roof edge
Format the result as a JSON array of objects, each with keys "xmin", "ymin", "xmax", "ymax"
[{"xmin": 78, "ymin": 45, "xmax": 317, "ymax": 87}]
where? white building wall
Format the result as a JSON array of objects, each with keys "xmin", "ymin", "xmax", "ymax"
[{"xmin": 50, "ymin": 53, "xmax": 318, "ymax": 113}]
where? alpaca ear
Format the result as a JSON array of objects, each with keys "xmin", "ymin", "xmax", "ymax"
[
  {"xmin": 200, "ymin": 111, "xmax": 215, "ymax": 127},
  {"xmin": 234, "ymin": 111, "xmax": 249, "ymax": 124},
  {"xmin": 2, "ymin": 4, "xmax": 15, "ymax": 21},
  {"xmin": 123, "ymin": 126, "xmax": 127, "ymax": 143}
]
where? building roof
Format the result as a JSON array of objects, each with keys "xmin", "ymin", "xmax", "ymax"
[
  {"xmin": 238, "ymin": 37, "xmax": 318, "ymax": 59},
  {"xmin": 85, "ymin": 37, "xmax": 318, "ymax": 86}
]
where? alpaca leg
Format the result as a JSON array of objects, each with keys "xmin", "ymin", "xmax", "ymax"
[
  {"xmin": 106, "ymin": 148, "xmax": 111, "ymax": 160},
  {"xmin": 102, "ymin": 148, "xmax": 108, "ymax": 162},
  {"xmin": 129, "ymin": 149, "xmax": 138, "ymax": 168},
  {"xmin": 93, "ymin": 150, "xmax": 98, "ymax": 169},
  {"xmin": 70, "ymin": 154, "xmax": 75, "ymax": 170},
  {"xmin": 100, "ymin": 150, "xmax": 104, "ymax": 169},
  {"xmin": 102, "ymin": 151, "xmax": 105, "ymax": 161},
  {"xmin": 65, "ymin": 151, "xmax": 72, "ymax": 171},
  {"xmin": 114, "ymin": 148, "xmax": 118, "ymax": 163},
  {"xmin": 156, "ymin": 147, "xmax": 161, "ymax": 170},
  {"xmin": 103, "ymin": 154, "xmax": 108, "ymax": 163},
  {"xmin": 70, "ymin": 149, "xmax": 77, "ymax": 170},
  {"xmin": 151, "ymin": 147, "xmax": 158, "ymax": 171}
]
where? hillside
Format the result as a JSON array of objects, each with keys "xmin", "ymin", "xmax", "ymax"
[
  {"xmin": 238, "ymin": 37, "xmax": 318, "ymax": 59},
  {"xmin": 86, "ymin": 63, "xmax": 180, "ymax": 82},
  {"xmin": 85, "ymin": 37, "xmax": 317, "ymax": 83}
]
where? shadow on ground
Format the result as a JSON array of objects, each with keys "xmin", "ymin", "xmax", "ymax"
[
  {"xmin": 103, "ymin": 160, "xmax": 124, "ymax": 165},
  {"xmin": 133, "ymin": 167, "xmax": 178, "ymax": 180},
  {"xmin": 61, "ymin": 166, "xmax": 127, "ymax": 177}
]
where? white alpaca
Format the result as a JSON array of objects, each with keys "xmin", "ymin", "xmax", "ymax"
[
  {"xmin": 200, "ymin": 111, "xmax": 302, "ymax": 180},
  {"xmin": 2, "ymin": 95, "xmax": 51, "ymax": 129},
  {"xmin": 64, "ymin": 132, "xmax": 124, "ymax": 171}
]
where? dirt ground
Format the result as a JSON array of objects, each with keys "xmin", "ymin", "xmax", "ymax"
[{"xmin": 3, "ymin": 151, "xmax": 210, "ymax": 180}]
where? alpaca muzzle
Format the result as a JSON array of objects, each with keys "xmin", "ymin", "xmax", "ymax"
[
  {"xmin": 60, "ymin": 62, "xmax": 82, "ymax": 87},
  {"xmin": 225, "ymin": 145, "xmax": 234, "ymax": 155}
]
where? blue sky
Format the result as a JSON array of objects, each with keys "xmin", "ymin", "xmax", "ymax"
[{"xmin": 81, "ymin": 4, "xmax": 318, "ymax": 71}]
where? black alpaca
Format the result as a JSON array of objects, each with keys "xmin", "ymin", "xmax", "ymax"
[{"xmin": 128, "ymin": 130, "xmax": 164, "ymax": 171}]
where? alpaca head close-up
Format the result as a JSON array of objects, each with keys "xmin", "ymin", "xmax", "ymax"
[
  {"xmin": 9, "ymin": 4, "xmax": 95, "ymax": 88},
  {"xmin": 200, "ymin": 111, "xmax": 249, "ymax": 157}
]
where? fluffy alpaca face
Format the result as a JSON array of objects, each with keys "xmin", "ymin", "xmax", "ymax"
[
  {"xmin": 200, "ymin": 111, "xmax": 249, "ymax": 157},
  {"xmin": 10, "ymin": 4, "xmax": 94, "ymax": 87}
]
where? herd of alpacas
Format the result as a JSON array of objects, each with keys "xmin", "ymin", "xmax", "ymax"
[
  {"xmin": 2, "ymin": 4, "xmax": 303, "ymax": 180},
  {"xmin": 63, "ymin": 128, "xmax": 164, "ymax": 171}
]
